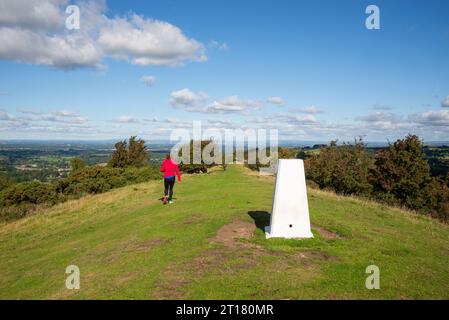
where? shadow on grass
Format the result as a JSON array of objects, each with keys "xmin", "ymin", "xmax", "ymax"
[{"xmin": 248, "ymin": 211, "xmax": 271, "ymax": 232}]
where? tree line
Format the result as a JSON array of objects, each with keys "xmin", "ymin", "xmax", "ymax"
[{"xmin": 305, "ymin": 135, "xmax": 449, "ymax": 222}]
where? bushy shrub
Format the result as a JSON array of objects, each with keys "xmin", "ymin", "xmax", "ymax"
[
  {"xmin": 56, "ymin": 165, "xmax": 161, "ymax": 195},
  {"xmin": 0, "ymin": 164, "xmax": 162, "ymax": 222},
  {"xmin": 305, "ymin": 139, "xmax": 374, "ymax": 196},
  {"xmin": 0, "ymin": 181, "xmax": 63, "ymax": 207},
  {"xmin": 57, "ymin": 166, "xmax": 120, "ymax": 195},
  {"xmin": 422, "ymin": 178, "xmax": 449, "ymax": 222},
  {"xmin": 121, "ymin": 166, "xmax": 161, "ymax": 183},
  {"xmin": 70, "ymin": 157, "xmax": 86, "ymax": 172},
  {"xmin": 305, "ymin": 134, "xmax": 449, "ymax": 222},
  {"xmin": 371, "ymin": 135, "xmax": 449, "ymax": 221},
  {"xmin": 278, "ymin": 147, "xmax": 300, "ymax": 159},
  {"xmin": 0, "ymin": 176, "xmax": 13, "ymax": 190}
]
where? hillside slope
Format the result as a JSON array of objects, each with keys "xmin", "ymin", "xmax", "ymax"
[{"xmin": 0, "ymin": 165, "xmax": 448, "ymax": 299}]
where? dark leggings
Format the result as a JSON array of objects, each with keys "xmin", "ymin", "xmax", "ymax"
[{"xmin": 164, "ymin": 177, "xmax": 175, "ymax": 200}]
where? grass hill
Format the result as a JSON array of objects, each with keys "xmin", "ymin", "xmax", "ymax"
[{"xmin": 0, "ymin": 165, "xmax": 448, "ymax": 299}]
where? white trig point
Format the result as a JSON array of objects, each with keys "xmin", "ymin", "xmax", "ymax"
[{"xmin": 265, "ymin": 159, "xmax": 313, "ymax": 239}]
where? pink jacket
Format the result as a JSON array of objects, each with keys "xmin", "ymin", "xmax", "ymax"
[{"xmin": 160, "ymin": 159, "xmax": 181, "ymax": 181}]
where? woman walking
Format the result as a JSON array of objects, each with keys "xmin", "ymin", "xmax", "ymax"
[{"xmin": 160, "ymin": 154, "xmax": 181, "ymax": 204}]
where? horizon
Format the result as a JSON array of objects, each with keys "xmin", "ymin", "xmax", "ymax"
[{"xmin": 1, "ymin": 138, "xmax": 449, "ymax": 148}]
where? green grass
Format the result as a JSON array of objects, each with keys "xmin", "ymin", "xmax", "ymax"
[{"xmin": 0, "ymin": 165, "xmax": 448, "ymax": 299}]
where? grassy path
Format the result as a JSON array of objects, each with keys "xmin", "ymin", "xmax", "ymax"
[{"xmin": 0, "ymin": 165, "xmax": 448, "ymax": 299}]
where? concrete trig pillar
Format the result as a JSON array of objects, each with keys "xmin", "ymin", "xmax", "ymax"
[{"xmin": 265, "ymin": 159, "xmax": 313, "ymax": 239}]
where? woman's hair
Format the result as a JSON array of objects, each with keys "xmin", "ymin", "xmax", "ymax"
[{"xmin": 165, "ymin": 154, "xmax": 171, "ymax": 160}]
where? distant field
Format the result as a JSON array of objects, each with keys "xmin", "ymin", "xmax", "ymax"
[
  {"xmin": 0, "ymin": 165, "xmax": 448, "ymax": 299},
  {"xmin": 0, "ymin": 142, "xmax": 170, "ymax": 182}
]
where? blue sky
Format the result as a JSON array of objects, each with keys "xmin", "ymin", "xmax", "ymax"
[{"xmin": 0, "ymin": 0, "xmax": 448, "ymax": 142}]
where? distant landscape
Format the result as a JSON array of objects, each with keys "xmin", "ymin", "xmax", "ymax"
[
  {"xmin": 0, "ymin": 141, "xmax": 170, "ymax": 183},
  {"xmin": 1, "ymin": 140, "xmax": 448, "ymax": 183}
]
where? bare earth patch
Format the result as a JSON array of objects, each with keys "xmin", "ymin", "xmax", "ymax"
[
  {"xmin": 210, "ymin": 220, "xmax": 258, "ymax": 249},
  {"xmin": 153, "ymin": 220, "xmax": 334, "ymax": 299},
  {"xmin": 311, "ymin": 223, "xmax": 341, "ymax": 239}
]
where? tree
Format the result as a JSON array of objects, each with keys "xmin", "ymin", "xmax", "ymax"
[
  {"xmin": 128, "ymin": 136, "xmax": 149, "ymax": 167},
  {"xmin": 109, "ymin": 137, "xmax": 149, "ymax": 168},
  {"xmin": 370, "ymin": 134, "xmax": 432, "ymax": 209},
  {"xmin": 70, "ymin": 157, "xmax": 85, "ymax": 172},
  {"xmin": 109, "ymin": 140, "xmax": 128, "ymax": 168}
]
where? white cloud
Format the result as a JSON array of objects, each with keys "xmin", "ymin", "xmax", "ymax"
[
  {"xmin": 17, "ymin": 107, "xmax": 44, "ymax": 115},
  {"xmin": 24, "ymin": 113, "xmax": 88, "ymax": 124},
  {"xmin": 289, "ymin": 114, "xmax": 318, "ymax": 124},
  {"xmin": 98, "ymin": 14, "xmax": 206, "ymax": 66},
  {"xmin": 170, "ymin": 89, "xmax": 262, "ymax": 114},
  {"xmin": 289, "ymin": 106, "xmax": 324, "ymax": 114},
  {"xmin": 50, "ymin": 110, "xmax": 80, "ymax": 117},
  {"xmin": 301, "ymin": 106, "xmax": 323, "ymax": 114},
  {"xmin": 2, "ymin": 108, "xmax": 89, "ymax": 125},
  {"xmin": 208, "ymin": 96, "xmax": 262, "ymax": 113},
  {"xmin": 442, "ymin": 96, "xmax": 449, "ymax": 108},
  {"xmin": 350, "ymin": 109, "xmax": 449, "ymax": 140},
  {"xmin": 0, "ymin": 110, "xmax": 15, "ymax": 121},
  {"xmin": 143, "ymin": 116, "xmax": 158, "ymax": 122},
  {"xmin": 140, "ymin": 76, "xmax": 156, "ymax": 87},
  {"xmin": 256, "ymin": 113, "xmax": 318, "ymax": 126},
  {"xmin": 4, "ymin": 106, "xmax": 449, "ymax": 141},
  {"xmin": 18, "ymin": 108, "xmax": 83, "ymax": 119},
  {"xmin": 170, "ymin": 88, "xmax": 209, "ymax": 109},
  {"xmin": 0, "ymin": 0, "xmax": 66, "ymax": 31},
  {"xmin": 207, "ymin": 119, "xmax": 232, "ymax": 127},
  {"xmin": 354, "ymin": 112, "xmax": 409, "ymax": 131},
  {"xmin": 267, "ymin": 96, "xmax": 284, "ymax": 105},
  {"xmin": 0, "ymin": 27, "xmax": 103, "ymax": 69},
  {"xmin": 355, "ymin": 112, "xmax": 403, "ymax": 123},
  {"xmin": 242, "ymin": 107, "xmax": 449, "ymax": 141},
  {"xmin": 116, "ymin": 115, "xmax": 138, "ymax": 123},
  {"xmin": 409, "ymin": 109, "xmax": 449, "ymax": 127},
  {"xmin": 0, "ymin": 0, "xmax": 206, "ymax": 70}
]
